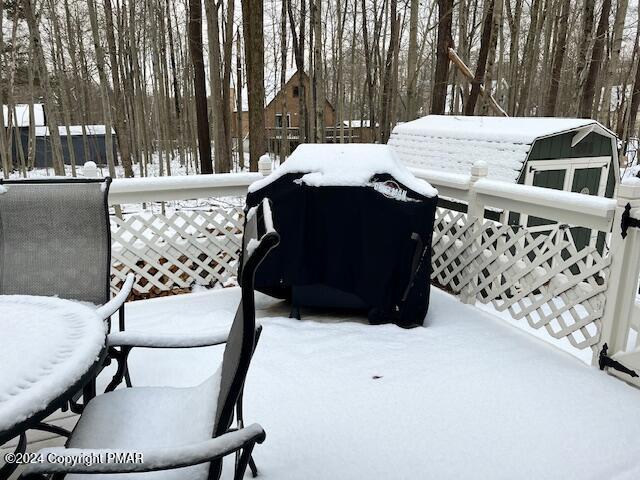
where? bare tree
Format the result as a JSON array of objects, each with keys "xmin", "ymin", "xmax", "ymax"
[
  {"xmin": 464, "ymin": 0, "xmax": 495, "ymax": 115},
  {"xmin": 431, "ymin": 0, "xmax": 454, "ymax": 115},
  {"xmin": 188, "ymin": 0, "xmax": 213, "ymax": 174},
  {"xmin": 242, "ymin": 0, "xmax": 266, "ymax": 170},
  {"xmin": 543, "ymin": 0, "xmax": 570, "ymax": 116},
  {"xmin": 578, "ymin": 0, "xmax": 612, "ymax": 118}
]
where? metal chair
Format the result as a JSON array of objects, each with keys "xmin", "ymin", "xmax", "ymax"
[
  {"xmin": 21, "ymin": 198, "xmax": 279, "ymax": 480},
  {"xmin": 0, "ymin": 178, "xmax": 135, "ymax": 330}
]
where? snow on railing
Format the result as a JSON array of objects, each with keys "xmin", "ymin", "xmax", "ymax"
[{"xmin": 100, "ymin": 159, "xmax": 640, "ymax": 369}]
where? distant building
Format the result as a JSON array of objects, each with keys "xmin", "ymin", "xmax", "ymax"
[
  {"xmin": 2, "ymin": 103, "xmax": 116, "ymax": 168},
  {"xmin": 232, "ymin": 69, "xmax": 381, "ymax": 153}
]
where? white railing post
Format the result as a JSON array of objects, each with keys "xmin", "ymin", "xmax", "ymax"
[
  {"xmin": 82, "ymin": 161, "xmax": 99, "ymax": 178},
  {"xmin": 467, "ymin": 160, "xmax": 488, "ymax": 219},
  {"xmin": 258, "ymin": 154, "xmax": 273, "ymax": 176},
  {"xmin": 459, "ymin": 161, "xmax": 488, "ymax": 305},
  {"xmin": 599, "ymin": 182, "xmax": 640, "ymax": 357}
]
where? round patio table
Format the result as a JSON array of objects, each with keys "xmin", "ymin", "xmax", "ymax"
[{"xmin": 0, "ymin": 295, "xmax": 106, "ymax": 449}]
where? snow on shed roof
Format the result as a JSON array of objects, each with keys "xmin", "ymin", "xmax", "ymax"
[
  {"xmin": 34, "ymin": 125, "xmax": 115, "ymax": 137},
  {"xmin": 2, "ymin": 104, "xmax": 45, "ymax": 127},
  {"xmin": 389, "ymin": 115, "xmax": 615, "ymax": 183},
  {"xmin": 249, "ymin": 144, "xmax": 437, "ymax": 198}
]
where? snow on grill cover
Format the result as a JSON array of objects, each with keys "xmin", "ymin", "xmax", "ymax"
[{"xmin": 247, "ymin": 144, "xmax": 438, "ymax": 328}]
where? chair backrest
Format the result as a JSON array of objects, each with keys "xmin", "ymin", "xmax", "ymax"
[
  {"xmin": 0, "ymin": 178, "xmax": 112, "ymax": 306},
  {"xmin": 213, "ymin": 198, "xmax": 279, "ymax": 438}
]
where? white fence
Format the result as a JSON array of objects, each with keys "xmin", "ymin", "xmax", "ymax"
[{"xmin": 104, "ymin": 160, "xmax": 640, "ymax": 376}]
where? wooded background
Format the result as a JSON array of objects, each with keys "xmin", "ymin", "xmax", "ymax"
[{"xmin": 0, "ymin": 0, "xmax": 639, "ymax": 177}]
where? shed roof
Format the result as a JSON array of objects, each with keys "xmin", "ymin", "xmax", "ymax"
[
  {"xmin": 34, "ymin": 125, "xmax": 115, "ymax": 137},
  {"xmin": 2, "ymin": 104, "xmax": 45, "ymax": 127},
  {"xmin": 388, "ymin": 115, "xmax": 616, "ymax": 183}
]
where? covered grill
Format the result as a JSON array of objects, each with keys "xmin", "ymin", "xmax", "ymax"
[{"xmin": 246, "ymin": 144, "xmax": 438, "ymax": 328}]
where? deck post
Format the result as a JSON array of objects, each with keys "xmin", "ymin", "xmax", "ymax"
[
  {"xmin": 258, "ymin": 154, "xmax": 273, "ymax": 176},
  {"xmin": 460, "ymin": 161, "xmax": 488, "ymax": 304},
  {"xmin": 599, "ymin": 182, "xmax": 640, "ymax": 358}
]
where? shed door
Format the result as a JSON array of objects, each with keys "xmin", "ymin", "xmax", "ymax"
[
  {"xmin": 527, "ymin": 169, "xmax": 566, "ymax": 228},
  {"xmin": 570, "ymin": 167, "xmax": 602, "ymax": 250}
]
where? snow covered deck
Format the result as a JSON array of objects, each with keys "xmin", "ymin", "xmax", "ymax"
[{"xmin": 9, "ymin": 286, "xmax": 640, "ymax": 479}]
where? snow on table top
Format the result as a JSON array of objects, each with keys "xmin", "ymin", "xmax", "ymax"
[
  {"xmin": 0, "ymin": 296, "xmax": 105, "ymax": 436},
  {"xmin": 389, "ymin": 115, "xmax": 614, "ymax": 183},
  {"xmin": 91, "ymin": 287, "xmax": 640, "ymax": 480},
  {"xmin": 249, "ymin": 144, "xmax": 437, "ymax": 198}
]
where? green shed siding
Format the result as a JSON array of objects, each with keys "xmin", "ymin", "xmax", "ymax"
[{"xmin": 527, "ymin": 132, "xmax": 613, "ymax": 161}]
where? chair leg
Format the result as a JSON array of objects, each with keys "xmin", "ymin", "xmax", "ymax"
[
  {"xmin": 234, "ymin": 442, "xmax": 257, "ymax": 480},
  {"xmin": 119, "ymin": 305, "xmax": 132, "ymax": 388}
]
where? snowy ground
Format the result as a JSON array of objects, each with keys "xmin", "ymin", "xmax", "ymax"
[{"xmin": 5, "ymin": 286, "xmax": 640, "ymax": 479}]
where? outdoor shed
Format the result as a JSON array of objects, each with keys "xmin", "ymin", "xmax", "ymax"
[
  {"xmin": 388, "ymin": 115, "xmax": 619, "ymax": 250},
  {"xmin": 389, "ymin": 115, "xmax": 618, "ymax": 200},
  {"xmin": 29, "ymin": 125, "xmax": 117, "ymax": 168}
]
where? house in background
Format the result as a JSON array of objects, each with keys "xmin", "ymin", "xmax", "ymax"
[
  {"xmin": 389, "ymin": 115, "xmax": 619, "ymax": 250},
  {"xmin": 233, "ymin": 69, "xmax": 371, "ymax": 154},
  {"xmin": 2, "ymin": 103, "xmax": 116, "ymax": 169}
]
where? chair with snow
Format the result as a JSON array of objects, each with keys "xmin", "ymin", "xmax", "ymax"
[{"xmin": 20, "ymin": 198, "xmax": 279, "ymax": 480}]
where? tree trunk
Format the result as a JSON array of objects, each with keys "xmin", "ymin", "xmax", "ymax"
[
  {"xmin": 406, "ymin": 0, "xmax": 419, "ymax": 120},
  {"xmin": 578, "ymin": 0, "xmax": 611, "ymax": 118},
  {"xmin": 188, "ymin": 0, "xmax": 213, "ymax": 174},
  {"xmin": 242, "ymin": 0, "xmax": 266, "ymax": 171},
  {"xmin": 312, "ymin": 0, "xmax": 325, "ymax": 143},
  {"xmin": 603, "ymin": 0, "xmax": 629, "ymax": 126},
  {"xmin": 464, "ymin": 0, "xmax": 495, "ymax": 115},
  {"xmin": 104, "ymin": 0, "xmax": 134, "ymax": 177},
  {"xmin": 575, "ymin": 0, "xmax": 595, "ymax": 110},
  {"xmin": 431, "ymin": 0, "xmax": 454, "ymax": 115},
  {"xmin": 23, "ymin": 0, "xmax": 65, "ymax": 176},
  {"xmin": 380, "ymin": 0, "xmax": 399, "ymax": 142},
  {"xmin": 235, "ymin": 29, "xmax": 245, "ymax": 170},
  {"xmin": 287, "ymin": 0, "xmax": 307, "ymax": 143},
  {"xmin": 205, "ymin": 0, "xmax": 228, "ymax": 172},
  {"xmin": 543, "ymin": 0, "xmax": 570, "ymax": 116}
]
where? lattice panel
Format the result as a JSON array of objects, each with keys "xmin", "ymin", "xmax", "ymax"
[
  {"xmin": 110, "ymin": 207, "xmax": 244, "ymax": 297},
  {"xmin": 432, "ymin": 207, "xmax": 611, "ymax": 355}
]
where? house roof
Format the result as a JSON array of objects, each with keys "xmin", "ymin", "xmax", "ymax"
[
  {"xmin": 3, "ymin": 104, "xmax": 45, "ymax": 127},
  {"xmin": 388, "ymin": 115, "xmax": 616, "ymax": 183}
]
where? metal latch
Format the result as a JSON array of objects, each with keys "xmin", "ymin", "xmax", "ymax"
[
  {"xmin": 621, "ymin": 203, "xmax": 640, "ymax": 239},
  {"xmin": 599, "ymin": 343, "xmax": 639, "ymax": 378}
]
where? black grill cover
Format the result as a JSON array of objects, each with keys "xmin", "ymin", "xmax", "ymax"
[{"xmin": 246, "ymin": 152, "xmax": 438, "ymax": 328}]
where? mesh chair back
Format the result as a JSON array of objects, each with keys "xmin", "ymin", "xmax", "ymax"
[
  {"xmin": 213, "ymin": 198, "xmax": 279, "ymax": 438},
  {"xmin": 0, "ymin": 178, "xmax": 112, "ymax": 306}
]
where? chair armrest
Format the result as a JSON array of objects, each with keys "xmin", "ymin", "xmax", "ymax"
[
  {"xmin": 22, "ymin": 424, "xmax": 265, "ymax": 476},
  {"xmin": 107, "ymin": 330, "xmax": 229, "ymax": 348},
  {"xmin": 95, "ymin": 273, "xmax": 135, "ymax": 320},
  {"xmin": 107, "ymin": 322, "xmax": 261, "ymax": 348}
]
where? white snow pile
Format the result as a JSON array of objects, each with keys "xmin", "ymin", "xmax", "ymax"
[
  {"xmin": 0, "ymin": 184, "xmax": 7, "ymax": 194},
  {"xmin": 29, "ymin": 287, "xmax": 639, "ymax": 480},
  {"xmin": 249, "ymin": 143, "xmax": 437, "ymax": 198},
  {"xmin": 389, "ymin": 115, "xmax": 614, "ymax": 183},
  {"xmin": 0, "ymin": 296, "xmax": 105, "ymax": 434}
]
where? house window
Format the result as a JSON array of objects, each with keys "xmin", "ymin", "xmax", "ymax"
[
  {"xmin": 275, "ymin": 113, "xmax": 291, "ymax": 128},
  {"xmin": 293, "ymin": 86, "xmax": 299, "ymax": 97}
]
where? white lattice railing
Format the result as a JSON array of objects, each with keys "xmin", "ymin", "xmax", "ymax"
[
  {"xmin": 105, "ymin": 167, "xmax": 269, "ymax": 299},
  {"xmin": 101, "ymin": 160, "xmax": 640, "ymax": 373}
]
